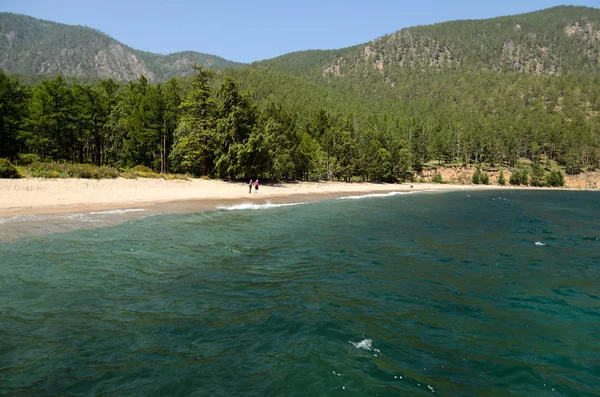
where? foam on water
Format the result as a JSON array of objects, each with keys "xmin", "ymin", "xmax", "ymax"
[
  {"xmin": 88, "ymin": 209, "xmax": 146, "ymax": 215},
  {"xmin": 217, "ymin": 201, "xmax": 306, "ymax": 211},
  {"xmin": 0, "ymin": 208, "xmax": 146, "ymax": 225},
  {"xmin": 339, "ymin": 191, "xmax": 430, "ymax": 200},
  {"xmin": 0, "ymin": 208, "xmax": 149, "ymax": 242},
  {"xmin": 349, "ymin": 338, "xmax": 381, "ymax": 353},
  {"xmin": 0, "ymin": 214, "xmax": 40, "ymax": 225},
  {"xmin": 65, "ymin": 214, "xmax": 102, "ymax": 223}
]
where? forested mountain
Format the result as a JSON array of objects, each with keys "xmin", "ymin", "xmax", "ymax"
[
  {"xmin": 256, "ymin": 6, "xmax": 600, "ymax": 79},
  {"xmin": 1, "ymin": 6, "xmax": 599, "ymax": 185},
  {"xmin": 0, "ymin": 13, "xmax": 244, "ymax": 82}
]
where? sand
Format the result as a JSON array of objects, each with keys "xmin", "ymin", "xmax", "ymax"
[{"xmin": 0, "ymin": 178, "xmax": 515, "ymax": 217}]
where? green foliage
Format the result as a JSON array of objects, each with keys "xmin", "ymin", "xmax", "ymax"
[
  {"xmin": 471, "ymin": 168, "xmax": 489, "ymax": 185},
  {"xmin": 120, "ymin": 165, "xmax": 189, "ymax": 179},
  {"xmin": 24, "ymin": 162, "xmax": 118, "ymax": 179},
  {"xmin": 17, "ymin": 153, "xmax": 40, "ymax": 165},
  {"xmin": 130, "ymin": 165, "xmax": 153, "ymax": 173},
  {"xmin": 409, "ymin": 122, "xmax": 428, "ymax": 173},
  {"xmin": 120, "ymin": 164, "xmax": 158, "ymax": 178},
  {"xmin": 213, "ymin": 77, "xmax": 258, "ymax": 178},
  {"xmin": 260, "ymin": 102, "xmax": 300, "ymax": 180},
  {"xmin": 472, "ymin": 169, "xmax": 480, "ymax": 184},
  {"xmin": 510, "ymin": 168, "xmax": 530, "ymax": 186},
  {"xmin": 480, "ymin": 171, "xmax": 490, "ymax": 185},
  {"xmin": 498, "ymin": 170, "xmax": 506, "ymax": 185},
  {"xmin": 0, "ymin": 70, "xmax": 29, "ymax": 160},
  {"xmin": 0, "ymin": 158, "xmax": 20, "ymax": 178},
  {"xmin": 547, "ymin": 170, "xmax": 565, "ymax": 187},
  {"xmin": 26, "ymin": 75, "xmax": 76, "ymax": 161},
  {"xmin": 431, "ymin": 172, "xmax": 443, "ymax": 183},
  {"xmin": 171, "ymin": 66, "xmax": 216, "ymax": 176},
  {"xmin": 530, "ymin": 163, "xmax": 548, "ymax": 187},
  {"xmin": 2, "ymin": 63, "xmax": 598, "ymax": 183}
]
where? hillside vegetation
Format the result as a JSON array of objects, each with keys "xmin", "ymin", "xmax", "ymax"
[{"xmin": 256, "ymin": 6, "xmax": 600, "ymax": 78}]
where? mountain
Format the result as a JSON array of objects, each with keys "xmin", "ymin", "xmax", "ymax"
[
  {"xmin": 0, "ymin": 13, "xmax": 244, "ymax": 82},
  {"xmin": 255, "ymin": 6, "xmax": 600, "ymax": 80},
  {"xmin": 214, "ymin": 6, "xmax": 600, "ymax": 179},
  {"xmin": 218, "ymin": 6, "xmax": 600, "ymax": 125},
  {"xmin": 3, "ymin": 6, "xmax": 598, "ymax": 83}
]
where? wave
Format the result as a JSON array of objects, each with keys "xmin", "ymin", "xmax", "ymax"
[
  {"xmin": 0, "ymin": 214, "xmax": 41, "ymax": 225},
  {"xmin": 0, "ymin": 208, "xmax": 150, "ymax": 242},
  {"xmin": 65, "ymin": 214, "xmax": 102, "ymax": 223},
  {"xmin": 338, "ymin": 191, "xmax": 427, "ymax": 200},
  {"xmin": 535, "ymin": 241, "xmax": 546, "ymax": 246},
  {"xmin": 88, "ymin": 209, "xmax": 146, "ymax": 215},
  {"xmin": 0, "ymin": 209, "xmax": 146, "ymax": 225},
  {"xmin": 217, "ymin": 201, "xmax": 306, "ymax": 211}
]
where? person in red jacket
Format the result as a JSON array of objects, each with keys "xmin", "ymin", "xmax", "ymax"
[{"xmin": 254, "ymin": 179, "xmax": 259, "ymax": 194}]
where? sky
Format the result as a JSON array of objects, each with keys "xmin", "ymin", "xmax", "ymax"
[{"xmin": 1, "ymin": 0, "xmax": 598, "ymax": 63}]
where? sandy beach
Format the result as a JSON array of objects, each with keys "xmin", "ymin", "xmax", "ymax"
[{"xmin": 0, "ymin": 178, "xmax": 517, "ymax": 217}]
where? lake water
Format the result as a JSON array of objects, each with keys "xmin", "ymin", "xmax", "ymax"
[{"xmin": 1, "ymin": 190, "xmax": 599, "ymax": 396}]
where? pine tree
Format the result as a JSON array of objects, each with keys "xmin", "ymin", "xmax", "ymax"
[
  {"xmin": 171, "ymin": 65, "xmax": 215, "ymax": 176},
  {"xmin": 498, "ymin": 170, "xmax": 506, "ymax": 185},
  {"xmin": 162, "ymin": 78, "xmax": 181, "ymax": 173},
  {"xmin": 0, "ymin": 70, "xmax": 28, "ymax": 160},
  {"xmin": 214, "ymin": 77, "xmax": 258, "ymax": 178},
  {"xmin": 27, "ymin": 75, "xmax": 75, "ymax": 161}
]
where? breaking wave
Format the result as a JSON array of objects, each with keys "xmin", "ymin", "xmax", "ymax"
[
  {"xmin": 217, "ymin": 201, "xmax": 306, "ymax": 211},
  {"xmin": 338, "ymin": 191, "xmax": 426, "ymax": 200}
]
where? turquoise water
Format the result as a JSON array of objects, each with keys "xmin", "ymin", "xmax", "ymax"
[{"xmin": 1, "ymin": 190, "xmax": 599, "ymax": 396}]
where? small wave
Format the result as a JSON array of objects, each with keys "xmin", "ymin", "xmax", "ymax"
[
  {"xmin": 0, "ymin": 214, "xmax": 41, "ymax": 225},
  {"xmin": 88, "ymin": 209, "xmax": 146, "ymax": 215},
  {"xmin": 0, "ymin": 209, "xmax": 144, "ymax": 225},
  {"xmin": 339, "ymin": 191, "xmax": 425, "ymax": 200},
  {"xmin": 535, "ymin": 241, "xmax": 546, "ymax": 246},
  {"xmin": 65, "ymin": 214, "xmax": 102, "ymax": 223},
  {"xmin": 217, "ymin": 201, "xmax": 305, "ymax": 211}
]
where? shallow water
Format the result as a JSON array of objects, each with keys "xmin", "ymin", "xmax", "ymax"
[{"xmin": 1, "ymin": 190, "xmax": 599, "ymax": 396}]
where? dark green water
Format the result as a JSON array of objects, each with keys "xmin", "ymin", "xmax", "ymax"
[{"xmin": 1, "ymin": 191, "xmax": 599, "ymax": 396}]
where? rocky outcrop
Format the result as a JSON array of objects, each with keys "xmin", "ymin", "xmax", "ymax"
[{"xmin": 93, "ymin": 45, "xmax": 155, "ymax": 81}]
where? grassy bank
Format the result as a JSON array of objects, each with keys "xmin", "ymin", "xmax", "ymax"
[{"xmin": 1, "ymin": 160, "xmax": 190, "ymax": 180}]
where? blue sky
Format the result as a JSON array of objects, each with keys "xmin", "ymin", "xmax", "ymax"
[{"xmin": 1, "ymin": 0, "xmax": 598, "ymax": 63}]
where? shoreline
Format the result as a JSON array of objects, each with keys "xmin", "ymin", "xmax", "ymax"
[
  {"xmin": 0, "ymin": 178, "xmax": 532, "ymax": 218},
  {"xmin": 1, "ymin": 177, "xmax": 596, "ymax": 218},
  {"xmin": 0, "ymin": 178, "xmax": 594, "ymax": 242}
]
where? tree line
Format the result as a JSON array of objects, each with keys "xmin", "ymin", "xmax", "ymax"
[
  {"xmin": 227, "ymin": 65, "xmax": 600, "ymax": 176},
  {"xmin": 1, "ymin": 66, "xmax": 599, "ymax": 181},
  {"xmin": 0, "ymin": 66, "xmax": 413, "ymax": 181}
]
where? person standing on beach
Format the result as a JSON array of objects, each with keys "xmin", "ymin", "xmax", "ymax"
[
  {"xmin": 254, "ymin": 179, "xmax": 259, "ymax": 194},
  {"xmin": 249, "ymin": 179, "xmax": 253, "ymax": 194}
]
